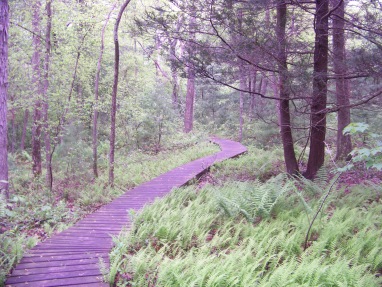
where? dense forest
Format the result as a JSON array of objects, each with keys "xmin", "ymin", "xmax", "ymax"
[{"xmin": 0, "ymin": 0, "xmax": 381, "ymax": 286}]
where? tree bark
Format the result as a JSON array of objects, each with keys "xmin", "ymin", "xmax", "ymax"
[
  {"xmin": 250, "ymin": 68, "xmax": 257, "ymax": 118},
  {"xmin": 305, "ymin": 0, "xmax": 329, "ymax": 179},
  {"xmin": 109, "ymin": 0, "xmax": 131, "ymax": 186},
  {"xmin": 0, "ymin": 0, "xmax": 9, "ymax": 198},
  {"xmin": 276, "ymin": 0, "xmax": 299, "ymax": 175},
  {"xmin": 332, "ymin": 0, "xmax": 352, "ymax": 160},
  {"xmin": 238, "ymin": 8, "xmax": 244, "ymax": 142},
  {"xmin": 183, "ymin": 7, "xmax": 196, "ymax": 133},
  {"xmin": 170, "ymin": 39, "xmax": 179, "ymax": 111},
  {"xmin": 168, "ymin": 20, "xmax": 182, "ymax": 112},
  {"xmin": 10, "ymin": 96, "xmax": 15, "ymax": 153},
  {"xmin": 20, "ymin": 109, "xmax": 29, "ymax": 150},
  {"xmin": 93, "ymin": 3, "xmax": 115, "ymax": 179},
  {"xmin": 239, "ymin": 75, "xmax": 245, "ymax": 142},
  {"xmin": 184, "ymin": 67, "xmax": 195, "ymax": 133},
  {"xmin": 43, "ymin": 0, "xmax": 53, "ymax": 190},
  {"xmin": 31, "ymin": 0, "xmax": 43, "ymax": 177}
]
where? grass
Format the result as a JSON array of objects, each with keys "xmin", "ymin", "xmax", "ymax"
[
  {"xmin": 210, "ymin": 146, "xmax": 284, "ymax": 182},
  {"xmin": 109, "ymin": 148, "xmax": 382, "ymax": 287},
  {"xmin": 0, "ymin": 188, "xmax": 80, "ymax": 285},
  {"xmin": 0, "ymin": 137, "xmax": 219, "ymax": 285}
]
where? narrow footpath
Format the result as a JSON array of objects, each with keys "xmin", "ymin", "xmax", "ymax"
[{"xmin": 5, "ymin": 138, "xmax": 247, "ymax": 287}]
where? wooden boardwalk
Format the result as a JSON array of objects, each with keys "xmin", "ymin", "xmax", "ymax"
[{"xmin": 5, "ymin": 138, "xmax": 247, "ymax": 287}]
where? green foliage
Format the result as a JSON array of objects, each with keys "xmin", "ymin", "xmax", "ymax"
[
  {"xmin": 0, "ymin": 233, "xmax": 38, "ymax": 284},
  {"xmin": 0, "ymin": 188, "xmax": 78, "ymax": 285},
  {"xmin": 109, "ymin": 179, "xmax": 382, "ymax": 287},
  {"xmin": 341, "ymin": 123, "xmax": 382, "ymax": 171},
  {"xmin": 216, "ymin": 175, "xmax": 292, "ymax": 221},
  {"xmin": 110, "ymin": 139, "xmax": 219, "ymax": 190},
  {"xmin": 211, "ymin": 146, "xmax": 284, "ymax": 181},
  {"xmin": 0, "ymin": 140, "xmax": 219, "ymax": 285}
]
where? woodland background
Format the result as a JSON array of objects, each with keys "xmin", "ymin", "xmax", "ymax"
[{"xmin": 0, "ymin": 0, "xmax": 381, "ymax": 285}]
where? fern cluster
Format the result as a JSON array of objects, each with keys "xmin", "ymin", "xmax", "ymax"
[
  {"xmin": 109, "ymin": 178, "xmax": 382, "ymax": 286},
  {"xmin": 0, "ymin": 193, "xmax": 6, "ymax": 218},
  {"xmin": 216, "ymin": 174, "xmax": 292, "ymax": 221},
  {"xmin": 1, "ymin": 141, "xmax": 220, "ymax": 286}
]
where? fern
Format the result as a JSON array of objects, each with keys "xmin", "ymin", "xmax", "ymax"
[
  {"xmin": 216, "ymin": 174, "xmax": 291, "ymax": 222},
  {"xmin": 109, "ymin": 172, "xmax": 382, "ymax": 287},
  {"xmin": 0, "ymin": 193, "xmax": 5, "ymax": 218}
]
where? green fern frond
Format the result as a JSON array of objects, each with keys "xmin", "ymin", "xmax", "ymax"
[{"xmin": 0, "ymin": 193, "xmax": 6, "ymax": 218}]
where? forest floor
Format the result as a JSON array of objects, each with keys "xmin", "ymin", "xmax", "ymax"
[
  {"xmin": 1, "ymin": 140, "xmax": 382, "ymax": 287},
  {"xmin": 108, "ymin": 146, "xmax": 382, "ymax": 287},
  {"xmin": 0, "ymin": 137, "xmax": 219, "ymax": 285}
]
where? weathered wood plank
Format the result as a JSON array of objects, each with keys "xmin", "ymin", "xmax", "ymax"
[{"xmin": 6, "ymin": 138, "xmax": 246, "ymax": 286}]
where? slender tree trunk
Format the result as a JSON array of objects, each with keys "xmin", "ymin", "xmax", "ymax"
[
  {"xmin": 276, "ymin": 0, "xmax": 299, "ymax": 175},
  {"xmin": 171, "ymin": 68, "xmax": 179, "ymax": 110},
  {"xmin": 170, "ymin": 39, "xmax": 179, "ymax": 110},
  {"xmin": 31, "ymin": 0, "xmax": 43, "ymax": 177},
  {"xmin": 237, "ymin": 8, "xmax": 245, "ymax": 142},
  {"xmin": 0, "ymin": 0, "xmax": 9, "ymax": 198},
  {"xmin": 10, "ymin": 99, "xmax": 15, "ymax": 153},
  {"xmin": 260, "ymin": 76, "xmax": 268, "ymax": 96},
  {"xmin": 183, "ymin": 9, "xmax": 196, "ymax": 133},
  {"xmin": 332, "ymin": 0, "xmax": 352, "ymax": 160},
  {"xmin": 20, "ymin": 109, "xmax": 29, "ymax": 150},
  {"xmin": 305, "ymin": 0, "xmax": 329, "ymax": 179},
  {"xmin": 184, "ymin": 67, "xmax": 195, "ymax": 133},
  {"xmin": 169, "ymin": 20, "xmax": 182, "ymax": 112},
  {"xmin": 239, "ymin": 75, "xmax": 245, "ymax": 142},
  {"xmin": 256, "ymin": 74, "xmax": 268, "ymax": 112},
  {"xmin": 55, "ymin": 41, "xmax": 83, "ymax": 146},
  {"xmin": 250, "ymin": 68, "xmax": 257, "ymax": 118},
  {"xmin": 109, "ymin": 0, "xmax": 131, "ymax": 186},
  {"xmin": 43, "ymin": 0, "xmax": 53, "ymax": 190},
  {"xmin": 52, "ymin": 31, "xmax": 87, "ymax": 150},
  {"xmin": 93, "ymin": 3, "xmax": 115, "ymax": 179}
]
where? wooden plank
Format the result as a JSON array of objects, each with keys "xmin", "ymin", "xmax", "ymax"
[
  {"xmin": 6, "ymin": 269, "xmax": 103, "ymax": 284},
  {"xmin": 6, "ymin": 138, "xmax": 247, "ymax": 286},
  {"xmin": 5, "ymin": 275, "xmax": 107, "ymax": 287},
  {"xmin": 11, "ymin": 264, "xmax": 105, "ymax": 276},
  {"xmin": 17, "ymin": 258, "xmax": 107, "ymax": 269},
  {"xmin": 20, "ymin": 253, "xmax": 107, "ymax": 264}
]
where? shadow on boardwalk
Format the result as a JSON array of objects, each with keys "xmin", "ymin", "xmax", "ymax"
[{"xmin": 5, "ymin": 138, "xmax": 247, "ymax": 287}]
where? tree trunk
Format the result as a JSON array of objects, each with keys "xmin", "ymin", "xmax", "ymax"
[
  {"xmin": 171, "ymin": 68, "xmax": 179, "ymax": 110},
  {"xmin": 276, "ymin": 0, "xmax": 299, "ymax": 175},
  {"xmin": 238, "ymin": 8, "xmax": 244, "ymax": 142},
  {"xmin": 0, "ymin": 0, "xmax": 9, "ymax": 198},
  {"xmin": 183, "ymin": 7, "xmax": 196, "ymax": 133},
  {"xmin": 184, "ymin": 67, "xmax": 195, "ymax": 133},
  {"xmin": 170, "ymin": 39, "xmax": 179, "ymax": 111},
  {"xmin": 332, "ymin": 0, "xmax": 352, "ymax": 160},
  {"xmin": 250, "ymin": 69, "xmax": 257, "ymax": 118},
  {"xmin": 109, "ymin": 0, "xmax": 131, "ymax": 186},
  {"xmin": 305, "ymin": 0, "xmax": 329, "ymax": 179},
  {"xmin": 43, "ymin": 0, "xmax": 53, "ymax": 190},
  {"xmin": 239, "ymin": 75, "xmax": 245, "ymax": 142},
  {"xmin": 10, "ymin": 98, "xmax": 15, "ymax": 153},
  {"xmin": 31, "ymin": 0, "xmax": 43, "ymax": 177},
  {"xmin": 169, "ymin": 20, "xmax": 182, "ymax": 112},
  {"xmin": 93, "ymin": 3, "xmax": 115, "ymax": 179},
  {"xmin": 20, "ymin": 109, "xmax": 29, "ymax": 150}
]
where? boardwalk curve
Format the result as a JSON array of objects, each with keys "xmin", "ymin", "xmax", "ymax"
[{"xmin": 6, "ymin": 138, "xmax": 247, "ymax": 287}]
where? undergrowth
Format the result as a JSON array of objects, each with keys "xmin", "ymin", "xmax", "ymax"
[
  {"xmin": 109, "ymin": 176, "xmax": 382, "ymax": 286},
  {"xmin": 0, "ymin": 138, "xmax": 218, "ymax": 285},
  {"xmin": 210, "ymin": 146, "xmax": 284, "ymax": 182},
  {"xmin": 0, "ymin": 188, "xmax": 81, "ymax": 285}
]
